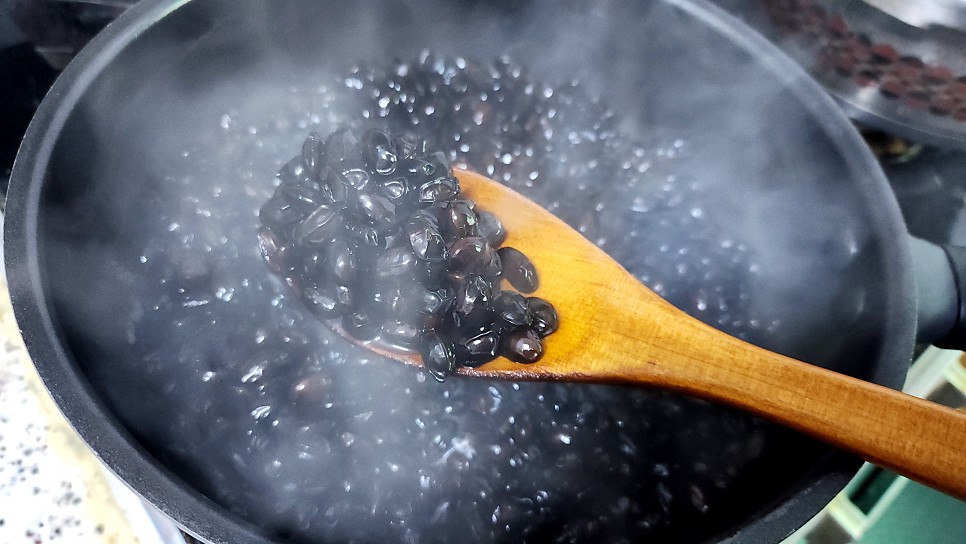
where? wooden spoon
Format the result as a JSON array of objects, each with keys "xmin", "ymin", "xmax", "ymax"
[{"xmin": 342, "ymin": 168, "xmax": 966, "ymax": 500}]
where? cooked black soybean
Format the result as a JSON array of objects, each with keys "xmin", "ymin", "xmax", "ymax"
[
  {"xmin": 422, "ymin": 332, "xmax": 457, "ymax": 382},
  {"xmin": 354, "ymin": 191, "xmax": 397, "ymax": 228},
  {"xmin": 298, "ymin": 204, "xmax": 342, "ymax": 247},
  {"xmin": 301, "ymin": 131, "xmax": 323, "ymax": 177},
  {"xmin": 493, "ymin": 291, "xmax": 531, "ymax": 331},
  {"xmin": 258, "ymin": 128, "xmax": 557, "ymax": 378},
  {"xmin": 327, "ymin": 239, "xmax": 357, "ymax": 285},
  {"xmin": 456, "ymin": 326, "xmax": 501, "ymax": 367},
  {"xmin": 406, "ymin": 210, "xmax": 447, "ymax": 262},
  {"xmin": 503, "ymin": 328, "xmax": 543, "ymax": 363},
  {"xmin": 476, "ymin": 211, "xmax": 506, "ymax": 246},
  {"xmin": 374, "ymin": 245, "xmax": 417, "ymax": 279},
  {"xmin": 527, "ymin": 297, "xmax": 558, "ymax": 337},
  {"xmin": 417, "ymin": 176, "xmax": 460, "ymax": 203},
  {"xmin": 499, "ymin": 246, "xmax": 538, "ymax": 293},
  {"xmin": 342, "ymin": 310, "xmax": 379, "ymax": 340}
]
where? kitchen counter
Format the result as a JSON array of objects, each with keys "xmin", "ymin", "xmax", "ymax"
[{"xmin": 0, "ymin": 279, "xmax": 176, "ymax": 544}]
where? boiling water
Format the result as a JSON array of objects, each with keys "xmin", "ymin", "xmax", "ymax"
[{"xmin": 58, "ymin": 54, "xmax": 819, "ymax": 543}]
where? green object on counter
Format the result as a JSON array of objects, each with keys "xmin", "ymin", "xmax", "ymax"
[{"xmin": 857, "ymin": 481, "xmax": 966, "ymax": 544}]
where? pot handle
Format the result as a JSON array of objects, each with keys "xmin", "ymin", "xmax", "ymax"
[{"xmin": 911, "ymin": 236, "xmax": 966, "ymax": 348}]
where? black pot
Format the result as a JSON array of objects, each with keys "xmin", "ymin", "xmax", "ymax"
[{"xmin": 4, "ymin": 1, "xmax": 959, "ymax": 543}]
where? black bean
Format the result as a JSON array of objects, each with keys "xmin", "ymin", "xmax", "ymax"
[
  {"xmin": 406, "ymin": 210, "xmax": 447, "ymax": 262},
  {"xmin": 258, "ymin": 228, "xmax": 295, "ymax": 274},
  {"xmin": 421, "ymin": 332, "xmax": 456, "ymax": 382},
  {"xmin": 301, "ymin": 131, "xmax": 323, "ymax": 177},
  {"xmin": 492, "ymin": 291, "xmax": 531, "ymax": 331},
  {"xmin": 281, "ymin": 183, "xmax": 324, "ymax": 208},
  {"xmin": 297, "ymin": 204, "xmax": 343, "ymax": 247},
  {"xmin": 373, "ymin": 245, "xmax": 417, "ymax": 279},
  {"xmin": 449, "ymin": 237, "xmax": 491, "ymax": 275},
  {"xmin": 442, "ymin": 200, "xmax": 479, "ymax": 239},
  {"xmin": 377, "ymin": 177, "xmax": 408, "ymax": 201},
  {"xmin": 394, "ymin": 132, "xmax": 424, "ymax": 160},
  {"xmin": 381, "ymin": 319, "xmax": 421, "ymax": 351},
  {"xmin": 300, "ymin": 251, "xmax": 326, "ymax": 279},
  {"xmin": 456, "ymin": 326, "xmax": 501, "ymax": 367},
  {"xmin": 345, "ymin": 221, "xmax": 386, "ymax": 249},
  {"xmin": 476, "ymin": 211, "xmax": 506, "ymax": 246},
  {"xmin": 277, "ymin": 155, "xmax": 306, "ymax": 185},
  {"xmin": 323, "ymin": 128, "xmax": 358, "ymax": 165},
  {"xmin": 452, "ymin": 275, "xmax": 492, "ymax": 329},
  {"xmin": 302, "ymin": 284, "xmax": 341, "ymax": 319},
  {"xmin": 502, "ymin": 328, "xmax": 543, "ymax": 363},
  {"xmin": 327, "ymin": 239, "xmax": 358, "ymax": 285},
  {"xmin": 320, "ymin": 166, "xmax": 348, "ymax": 204},
  {"xmin": 342, "ymin": 310, "xmax": 379, "ymax": 340},
  {"xmin": 417, "ymin": 176, "xmax": 460, "ymax": 203},
  {"xmin": 334, "ymin": 284, "xmax": 355, "ymax": 312},
  {"xmin": 498, "ymin": 247, "xmax": 538, "ymax": 293},
  {"xmin": 342, "ymin": 168, "xmax": 370, "ymax": 191},
  {"xmin": 354, "ymin": 192, "xmax": 397, "ymax": 229},
  {"xmin": 527, "ymin": 297, "xmax": 558, "ymax": 337},
  {"xmin": 361, "ymin": 129, "xmax": 398, "ymax": 175},
  {"xmin": 259, "ymin": 195, "xmax": 310, "ymax": 229},
  {"xmin": 417, "ymin": 285, "xmax": 455, "ymax": 316}
]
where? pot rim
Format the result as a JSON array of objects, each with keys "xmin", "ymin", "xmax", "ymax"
[{"xmin": 2, "ymin": 1, "xmax": 916, "ymax": 543}]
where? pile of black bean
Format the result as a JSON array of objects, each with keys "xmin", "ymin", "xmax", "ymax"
[{"xmin": 257, "ymin": 129, "xmax": 558, "ymax": 379}]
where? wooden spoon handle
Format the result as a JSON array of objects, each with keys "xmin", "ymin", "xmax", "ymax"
[{"xmin": 629, "ymin": 318, "xmax": 966, "ymax": 500}]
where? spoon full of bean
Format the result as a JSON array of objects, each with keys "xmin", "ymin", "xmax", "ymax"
[{"xmin": 338, "ymin": 168, "xmax": 966, "ymax": 501}]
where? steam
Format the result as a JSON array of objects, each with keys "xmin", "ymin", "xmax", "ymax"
[{"xmin": 36, "ymin": 0, "xmax": 886, "ymax": 541}]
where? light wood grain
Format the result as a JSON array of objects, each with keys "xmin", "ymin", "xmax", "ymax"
[{"xmin": 354, "ymin": 168, "xmax": 966, "ymax": 500}]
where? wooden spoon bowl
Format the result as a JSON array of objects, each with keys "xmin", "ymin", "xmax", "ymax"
[{"xmin": 337, "ymin": 168, "xmax": 966, "ymax": 500}]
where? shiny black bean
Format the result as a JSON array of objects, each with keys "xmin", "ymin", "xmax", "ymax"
[
  {"xmin": 498, "ymin": 247, "xmax": 538, "ymax": 293},
  {"xmin": 394, "ymin": 132, "xmax": 424, "ymax": 160},
  {"xmin": 327, "ymin": 239, "xmax": 358, "ymax": 285},
  {"xmin": 277, "ymin": 155, "xmax": 306, "ymax": 184},
  {"xmin": 362, "ymin": 129, "xmax": 398, "ymax": 175},
  {"xmin": 502, "ymin": 328, "xmax": 543, "ymax": 363},
  {"xmin": 320, "ymin": 166, "xmax": 348, "ymax": 204},
  {"xmin": 453, "ymin": 275, "xmax": 492, "ymax": 329},
  {"xmin": 421, "ymin": 332, "xmax": 456, "ymax": 382},
  {"xmin": 449, "ymin": 237, "xmax": 491, "ymax": 275},
  {"xmin": 281, "ymin": 183, "xmax": 324, "ymax": 208},
  {"xmin": 377, "ymin": 177, "xmax": 408, "ymax": 201},
  {"xmin": 417, "ymin": 285, "xmax": 455, "ymax": 316},
  {"xmin": 406, "ymin": 210, "xmax": 447, "ymax": 262},
  {"xmin": 374, "ymin": 245, "xmax": 417, "ymax": 279},
  {"xmin": 258, "ymin": 228, "xmax": 295, "ymax": 274},
  {"xmin": 259, "ymin": 195, "xmax": 310, "ymax": 229},
  {"xmin": 323, "ymin": 128, "xmax": 358, "ymax": 165},
  {"xmin": 301, "ymin": 131, "xmax": 323, "ymax": 177},
  {"xmin": 443, "ymin": 200, "xmax": 478, "ymax": 239},
  {"xmin": 492, "ymin": 291, "xmax": 531, "ymax": 331},
  {"xmin": 300, "ymin": 251, "xmax": 325, "ymax": 280},
  {"xmin": 334, "ymin": 284, "xmax": 355, "ymax": 311},
  {"xmin": 297, "ymin": 204, "xmax": 343, "ymax": 248},
  {"xmin": 381, "ymin": 320, "xmax": 421, "ymax": 351},
  {"xmin": 417, "ymin": 176, "xmax": 460, "ymax": 203},
  {"xmin": 476, "ymin": 211, "xmax": 506, "ymax": 246},
  {"xmin": 342, "ymin": 168, "xmax": 370, "ymax": 191},
  {"xmin": 345, "ymin": 221, "xmax": 386, "ymax": 249},
  {"xmin": 302, "ymin": 284, "xmax": 341, "ymax": 319},
  {"xmin": 456, "ymin": 327, "xmax": 501, "ymax": 367},
  {"xmin": 527, "ymin": 297, "xmax": 558, "ymax": 337},
  {"xmin": 342, "ymin": 310, "xmax": 379, "ymax": 340},
  {"xmin": 354, "ymin": 192, "xmax": 397, "ymax": 229}
]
